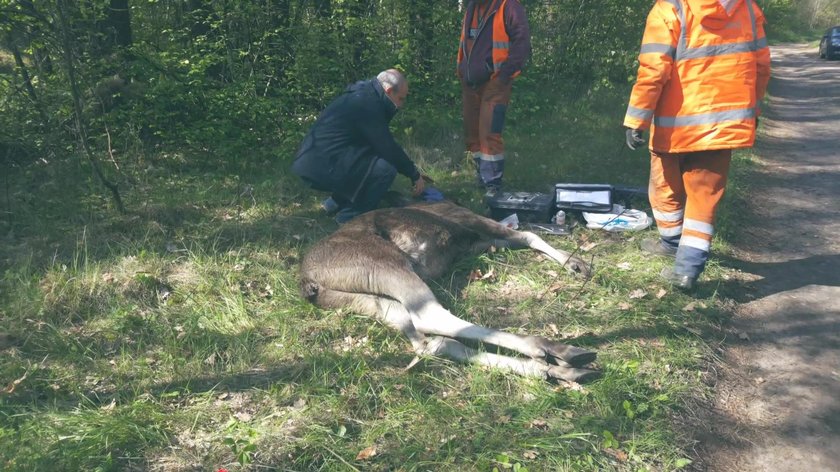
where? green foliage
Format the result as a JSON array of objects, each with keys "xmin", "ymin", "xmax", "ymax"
[
  {"xmin": 0, "ymin": 0, "xmax": 656, "ymax": 175},
  {"xmin": 223, "ymin": 418, "xmax": 259, "ymax": 466}
]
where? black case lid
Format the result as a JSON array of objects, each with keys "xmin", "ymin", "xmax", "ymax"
[{"xmin": 488, "ymin": 191, "xmax": 555, "ymax": 210}]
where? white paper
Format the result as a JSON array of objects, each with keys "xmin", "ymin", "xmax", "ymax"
[{"xmin": 556, "ymin": 190, "xmax": 611, "ymax": 206}]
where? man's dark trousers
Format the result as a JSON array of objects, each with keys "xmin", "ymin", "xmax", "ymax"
[{"xmin": 333, "ymin": 158, "xmax": 397, "ymax": 223}]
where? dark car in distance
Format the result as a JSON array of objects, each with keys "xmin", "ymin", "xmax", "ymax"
[{"xmin": 819, "ymin": 26, "xmax": 840, "ymax": 60}]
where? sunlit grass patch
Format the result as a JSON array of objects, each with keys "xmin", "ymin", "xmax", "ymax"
[{"xmin": 0, "ymin": 399, "xmax": 169, "ymax": 471}]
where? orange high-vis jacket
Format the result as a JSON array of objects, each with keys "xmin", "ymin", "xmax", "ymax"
[
  {"xmin": 623, "ymin": 0, "xmax": 771, "ymax": 153},
  {"xmin": 458, "ymin": 0, "xmax": 517, "ymax": 78}
]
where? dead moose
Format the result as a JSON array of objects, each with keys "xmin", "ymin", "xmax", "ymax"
[{"xmin": 299, "ymin": 200, "xmax": 600, "ymax": 382}]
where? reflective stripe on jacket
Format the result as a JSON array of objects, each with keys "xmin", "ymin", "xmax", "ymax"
[
  {"xmin": 458, "ymin": 0, "xmax": 528, "ymax": 84},
  {"xmin": 623, "ymin": 0, "xmax": 771, "ymax": 153}
]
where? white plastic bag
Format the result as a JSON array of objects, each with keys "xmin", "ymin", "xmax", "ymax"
[
  {"xmin": 583, "ymin": 204, "xmax": 652, "ymax": 232},
  {"xmin": 498, "ymin": 213, "xmax": 520, "ymax": 230}
]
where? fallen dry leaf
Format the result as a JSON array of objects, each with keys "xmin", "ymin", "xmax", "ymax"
[
  {"xmin": 555, "ymin": 380, "xmax": 586, "ymax": 392},
  {"xmin": 355, "ymin": 445, "xmax": 377, "ymax": 460},
  {"xmin": 523, "ymin": 450, "xmax": 539, "ymax": 460},
  {"xmin": 529, "ymin": 419, "xmax": 549, "ymax": 430},
  {"xmin": 2, "ymin": 371, "xmax": 28, "ymax": 394},
  {"xmin": 682, "ymin": 302, "xmax": 697, "ymax": 312},
  {"xmin": 618, "ymin": 302, "xmax": 632, "ymax": 310},
  {"xmin": 234, "ymin": 411, "xmax": 252, "ymax": 422},
  {"xmin": 628, "ymin": 289, "xmax": 648, "ymax": 299},
  {"xmin": 656, "ymin": 288, "xmax": 668, "ymax": 299},
  {"xmin": 604, "ymin": 448, "xmax": 628, "ymax": 462},
  {"xmin": 617, "ymin": 262, "xmax": 632, "ymax": 271},
  {"xmin": 580, "ymin": 241, "xmax": 598, "ymax": 252}
]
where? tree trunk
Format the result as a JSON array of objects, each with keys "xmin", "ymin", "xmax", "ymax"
[
  {"xmin": 56, "ymin": 0, "xmax": 126, "ymax": 214},
  {"xmin": 9, "ymin": 41, "xmax": 50, "ymax": 128},
  {"xmin": 106, "ymin": 0, "xmax": 133, "ymax": 48}
]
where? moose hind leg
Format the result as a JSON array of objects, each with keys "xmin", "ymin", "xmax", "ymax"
[
  {"xmin": 406, "ymin": 293, "xmax": 596, "ymax": 367},
  {"xmin": 407, "ymin": 298, "xmax": 547, "ymax": 359},
  {"xmin": 313, "ymin": 287, "xmax": 427, "ymax": 351},
  {"xmin": 422, "ymin": 336, "xmax": 599, "ymax": 383}
]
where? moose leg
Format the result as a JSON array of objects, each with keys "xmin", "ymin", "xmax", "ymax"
[
  {"xmin": 418, "ymin": 203, "xmax": 589, "ymax": 276},
  {"xmin": 506, "ymin": 231, "xmax": 590, "ymax": 277},
  {"xmin": 374, "ymin": 295, "xmax": 596, "ymax": 377},
  {"xmin": 410, "ymin": 302, "xmax": 595, "ymax": 367},
  {"xmin": 314, "ymin": 287, "xmax": 428, "ymax": 351},
  {"xmin": 393, "ymin": 280, "xmax": 595, "ymax": 367},
  {"xmin": 313, "ymin": 286, "xmax": 596, "ymax": 380},
  {"xmin": 421, "ymin": 336, "xmax": 599, "ymax": 382}
]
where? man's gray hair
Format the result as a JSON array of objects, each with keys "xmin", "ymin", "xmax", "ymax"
[{"xmin": 376, "ymin": 69, "xmax": 406, "ymax": 92}]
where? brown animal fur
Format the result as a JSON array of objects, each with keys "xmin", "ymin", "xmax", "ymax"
[{"xmin": 300, "ymin": 201, "xmax": 599, "ymax": 382}]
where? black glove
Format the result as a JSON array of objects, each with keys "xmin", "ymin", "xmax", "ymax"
[{"xmin": 625, "ymin": 128, "xmax": 646, "ymax": 150}]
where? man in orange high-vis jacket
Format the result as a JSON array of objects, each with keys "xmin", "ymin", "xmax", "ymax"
[
  {"xmin": 458, "ymin": 0, "xmax": 530, "ymax": 197},
  {"xmin": 623, "ymin": 0, "xmax": 771, "ymax": 290}
]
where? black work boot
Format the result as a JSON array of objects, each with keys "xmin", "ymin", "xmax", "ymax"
[
  {"xmin": 660, "ymin": 267, "xmax": 696, "ymax": 291},
  {"xmin": 640, "ymin": 238, "xmax": 677, "ymax": 258}
]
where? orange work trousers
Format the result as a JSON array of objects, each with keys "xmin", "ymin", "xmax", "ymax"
[
  {"xmin": 649, "ymin": 149, "xmax": 732, "ymax": 277},
  {"xmin": 462, "ymin": 78, "xmax": 512, "ymax": 187}
]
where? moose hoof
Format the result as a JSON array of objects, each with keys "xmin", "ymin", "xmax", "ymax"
[
  {"xmin": 565, "ymin": 257, "xmax": 591, "ymax": 277},
  {"xmin": 540, "ymin": 341, "xmax": 597, "ymax": 367},
  {"xmin": 547, "ymin": 364, "xmax": 601, "ymax": 383}
]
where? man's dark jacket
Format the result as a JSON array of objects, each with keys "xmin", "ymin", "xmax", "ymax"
[
  {"xmin": 291, "ymin": 79, "xmax": 420, "ymax": 202},
  {"xmin": 458, "ymin": 0, "xmax": 531, "ymax": 86}
]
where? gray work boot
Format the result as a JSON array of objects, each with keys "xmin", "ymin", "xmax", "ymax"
[
  {"xmin": 660, "ymin": 267, "xmax": 696, "ymax": 291},
  {"xmin": 483, "ymin": 183, "xmax": 502, "ymax": 199},
  {"xmin": 641, "ymin": 238, "xmax": 677, "ymax": 258}
]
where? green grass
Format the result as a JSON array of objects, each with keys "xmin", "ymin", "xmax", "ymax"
[{"xmin": 0, "ymin": 86, "xmax": 749, "ymax": 471}]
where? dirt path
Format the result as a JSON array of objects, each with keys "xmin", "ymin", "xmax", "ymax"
[{"xmin": 704, "ymin": 44, "xmax": 840, "ymax": 471}]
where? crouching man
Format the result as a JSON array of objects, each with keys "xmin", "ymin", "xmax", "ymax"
[{"xmin": 291, "ymin": 69, "xmax": 425, "ymax": 223}]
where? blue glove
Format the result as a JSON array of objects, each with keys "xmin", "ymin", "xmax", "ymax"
[
  {"xmin": 420, "ymin": 187, "xmax": 445, "ymax": 202},
  {"xmin": 625, "ymin": 128, "xmax": 646, "ymax": 150}
]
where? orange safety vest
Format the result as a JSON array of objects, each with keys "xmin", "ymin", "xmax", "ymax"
[
  {"xmin": 623, "ymin": 0, "xmax": 771, "ymax": 153},
  {"xmin": 457, "ymin": 0, "xmax": 519, "ymax": 78}
]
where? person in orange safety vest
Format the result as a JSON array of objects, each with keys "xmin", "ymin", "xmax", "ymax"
[
  {"xmin": 623, "ymin": 0, "xmax": 771, "ymax": 290},
  {"xmin": 458, "ymin": 0, "xmax": 530, "ymax": 197}
]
